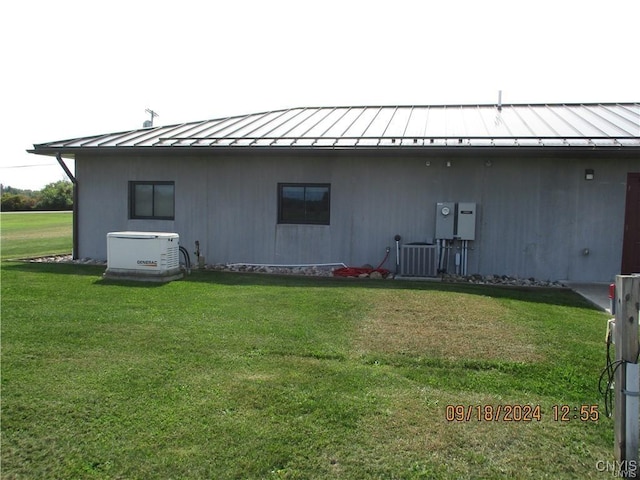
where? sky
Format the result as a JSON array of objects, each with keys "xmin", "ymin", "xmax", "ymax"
[{"xmin": 1, "ymin": 0, "xmax": 638, "ymax": 190}]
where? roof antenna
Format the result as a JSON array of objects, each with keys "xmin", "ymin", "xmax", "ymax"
[
  {"xmin": 143, "ymin": 108, "xmax": 159, "ymax": 128},
  {"xmin": 497, "ymin": 91, "xmax": 503, "ymax": 112}
]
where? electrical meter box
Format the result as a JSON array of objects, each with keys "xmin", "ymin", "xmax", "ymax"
[
  {"xmin": 456, "ymin": 202, "xmax": 477, "ymax": 240},
  {"xmin": 435, "ymin": 202, "xmax": 455, "ymax": 239}
]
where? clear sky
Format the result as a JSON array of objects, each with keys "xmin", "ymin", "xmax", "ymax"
[{"xmin": 1, "ymin": 0, "xmax": 638, "ymax": 190}]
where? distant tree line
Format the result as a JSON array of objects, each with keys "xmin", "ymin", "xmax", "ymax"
[{"xmin": 1, "ymin": 181, "xmax": 73, "ymax": 211}]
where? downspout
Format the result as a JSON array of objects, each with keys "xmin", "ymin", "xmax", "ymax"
[{"xmin": 56, "ymin": 153, "xmax": 78, "ymax": 260}]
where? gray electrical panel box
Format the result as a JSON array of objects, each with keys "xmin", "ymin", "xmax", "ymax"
[
  {"xmin": 456, "ymin": 202, "xmax": 477, "ymax": 240},
  {"xmin": 435, "ymin": 202, "xmax": 455, "ymax": 239}
]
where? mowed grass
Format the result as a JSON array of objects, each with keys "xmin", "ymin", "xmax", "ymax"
[
  {"xmin": 1, "ymin": 260, "xmax": 614, "ymax": 479},
  {"xmin": 0, "ymin": 211, "xmax": 72, "ymax": 260},
  {"xmin": 1, "ymin": 213, "xmax": 615, "ymax": 478}
]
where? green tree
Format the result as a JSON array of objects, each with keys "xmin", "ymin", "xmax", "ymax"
[
  {"xmin": 1, "ymin": 194, "xmax": 36, "ymax": 211},
  {"xmin": 2, "ymin": 186, "xmax": 37, "ymax": 197},
  {"xmin": 36, "ymin": 181, "xmax": 74, "ymax": 211}
]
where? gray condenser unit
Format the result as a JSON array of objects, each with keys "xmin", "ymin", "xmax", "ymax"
[{"xmin": 400, "ymin": 243, "xmax": 438, "ymax": 277}]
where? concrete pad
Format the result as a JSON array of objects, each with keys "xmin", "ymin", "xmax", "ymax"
[{"xmin": 566, "ymin": 282, "xmax": 612, "ymax": 313}]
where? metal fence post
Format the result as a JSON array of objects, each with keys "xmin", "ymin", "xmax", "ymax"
[{"xmin": 614, "ymin": 275, "xmax": 640, "ymax": 478}]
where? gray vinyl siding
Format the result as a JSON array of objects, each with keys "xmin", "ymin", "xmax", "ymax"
[{"xmin": 76, "ymin": 151, "xmax": 638, "ymax": 282}]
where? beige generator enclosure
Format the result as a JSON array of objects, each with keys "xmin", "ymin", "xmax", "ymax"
[{"xmin": 104, "ymin": 231, "xmax": 182, "ymax": 282}]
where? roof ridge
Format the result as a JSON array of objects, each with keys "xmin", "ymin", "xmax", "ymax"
[{"xmin": 269, "ymin": 102, "xmax": 640, "ymax": 109}]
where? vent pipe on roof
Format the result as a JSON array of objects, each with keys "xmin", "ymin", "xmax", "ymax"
[
  {"xmin": 144, "ymin": 108, "xmax": 159, "ymax": 128},
  {"xmin": 497, "ymin": 90, "xmax": 503, "ymax": 112}
]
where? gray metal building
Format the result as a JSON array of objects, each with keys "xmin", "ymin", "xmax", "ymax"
[{"xmin": 30, "ymin": 103, "xmax": 640, "ymax": 282}]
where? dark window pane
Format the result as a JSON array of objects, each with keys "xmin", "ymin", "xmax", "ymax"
[
  {"xmin": 154, "ymin": 184, "xmax": 174, "ymax": 218},
  {"xmin": 305, "ymin": 187, "xmax": 329, "ymax": 223},
  {"xmin": 134, "ymin": 184, "xmax": 153, "ymax": 217},
  {"xmin": 281, "ymin": 186, "xmax": 306, "ymax": 223}
]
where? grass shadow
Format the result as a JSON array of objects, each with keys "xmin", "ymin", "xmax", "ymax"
[
  {"xmin": 180, "ymin": 269, "xmax": 598, "ymax": 310},
  {"xmin": 1, "ymin": 261, "xmax": 601, "ymax": 309},
  {"xmin": 1, "ymin": 261, "xmax": 166, "ymax": 288},
  {"xmin": 1, "ymin": 260, "xmax": 104, "ymax": 277}
]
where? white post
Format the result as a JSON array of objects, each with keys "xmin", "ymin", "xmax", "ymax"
[
  {"xmin": 626, "ymin": 364, "xmax": 639, "ymax": 463},
  {"xmin": 614, "ymin": 275, "xmax": 640, "ymax": 478}
]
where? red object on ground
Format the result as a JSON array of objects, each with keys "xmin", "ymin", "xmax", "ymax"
[{"xmin": 332, "ymin": 267, "xmax": 390, "ymax": 278}]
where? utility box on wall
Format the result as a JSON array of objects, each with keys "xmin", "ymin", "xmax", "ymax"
[
  {"xmin": 435, "ymin": 202, "xmax": 456, "ymax": 239},
  {"xmin": 456, "ymin": 202, "xmax": 477, "ymax": 240}
]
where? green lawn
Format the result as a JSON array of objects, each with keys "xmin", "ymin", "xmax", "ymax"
[
  {"xmin": 1, "ymin": 260, "xmax": 614, "ymax": 479},
  {"xmin": 0, "ymin": 211, "xmax": 72, "ymax": 260},
  {"xmin": 0, "ymin": 212, "xmax": 615, "ymax": 478}
]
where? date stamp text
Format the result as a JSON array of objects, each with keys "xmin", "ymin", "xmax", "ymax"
[{"xmin": 445, "ymin": 404, "xmax": 599, "ymax": 422}]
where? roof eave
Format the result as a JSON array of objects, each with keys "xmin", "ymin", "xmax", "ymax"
[{"xmin": 28, "ymin": 143, "xmax": 640, "ymax": 158}]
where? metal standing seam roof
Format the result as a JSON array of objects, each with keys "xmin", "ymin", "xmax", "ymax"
[{"xmin": 30, "ymin": 103, "xmax": 640, "ymax": 154}]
